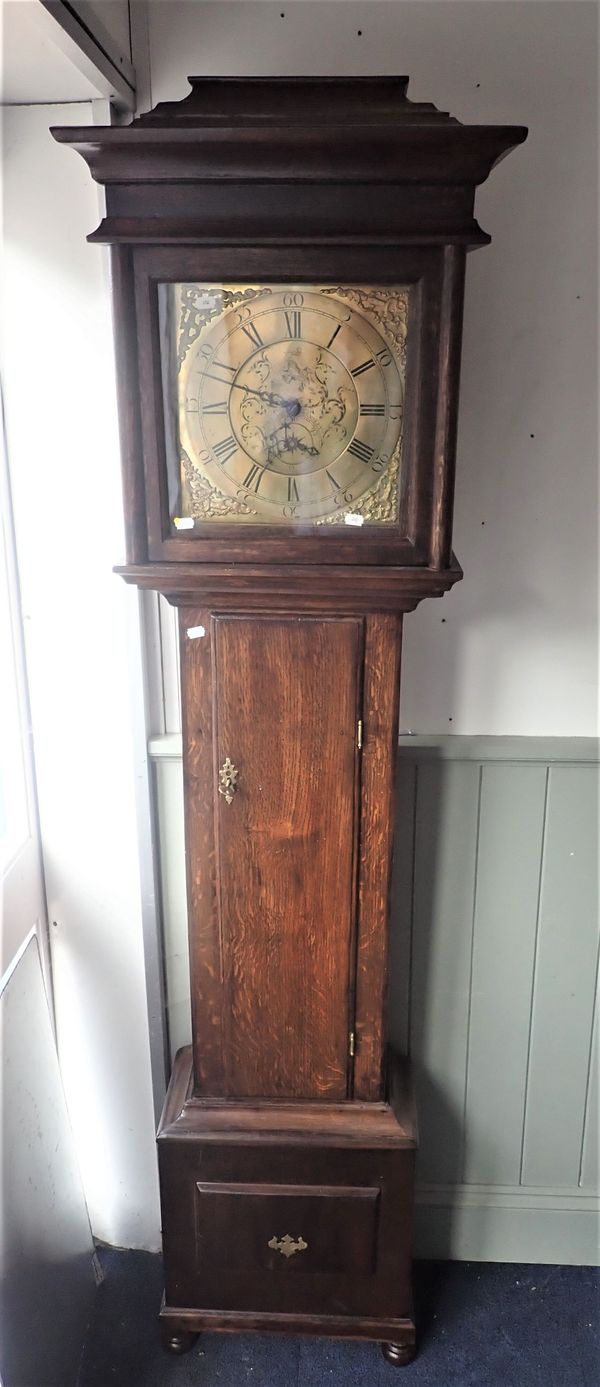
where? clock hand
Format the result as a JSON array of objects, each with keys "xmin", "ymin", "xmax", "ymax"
[
  {"xmin": 266, "ymin": 418, "xmax": 319, "ymax": 458},
  {"xmin": 200, "ymin": 372, "xmax": 290, "ymax": 409},
  {"xmin": 231, "ymin": 381, "xmax": 289, "ymax": 407},
  {"xmin": 288, "ymin": 435, "xmax": 319, "ymax": 457}
]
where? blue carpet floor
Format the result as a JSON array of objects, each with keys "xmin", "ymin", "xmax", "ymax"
[{"xmin": 78, "ymin": 1251, "xmax": 599, "ymax": 1387}]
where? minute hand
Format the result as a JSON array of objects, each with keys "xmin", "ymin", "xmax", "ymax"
[{"xmin": 200, "ymin": 372, "xmax": 289, "ymax": 408}]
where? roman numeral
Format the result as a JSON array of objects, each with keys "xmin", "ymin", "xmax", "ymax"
[
  {"xmin": 213, "ymin": 435, "xmax": 237, "ymax": 465},
  {"xmin": 243, "ymin": 463, "xmax": 264, "ymax": 493},
  {"xmin": 360, "ymin": 404, "xmax": 385, "ymax": 416},
  {"xmin": 202, "ymin": 400, "xmax": 228, "ymax": 415},
  {"xmin": 287, "ymin": 477, "xmax": 300, "ymax": 504},
  {"xmin": 351, "ymin": 358, "xmax": 375, "ymax": 378},
  {"xmin": 284, "ymin": 310, "xmax": 302, "ymax": 339},
  {"xmin": 326, "ymin": 324, "xmax": 341, "ymax": 349},
  {"xmin": 326, "ymin": 469, "xmax": 341, "ymax": 492},
  {"xmin": 240, "ymin": 320, "xmax": 263, "ymax": 350},
  {"xmin": 348, "ymin": 438, "xmax": 374, "ymax": 464}
]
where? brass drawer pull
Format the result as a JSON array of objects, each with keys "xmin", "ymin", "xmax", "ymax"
[
  {"xmin": 218, "ymin": 757, "xmax": 239, "ymax": 805},
  {"xmin": 268, "ymin": 1234, "xmax": 308, "ymax": 1259}
]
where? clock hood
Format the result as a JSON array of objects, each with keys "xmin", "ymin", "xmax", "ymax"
[{"xmin": 51, "ymin": 75, "xmax": 527, "ymax": 248}]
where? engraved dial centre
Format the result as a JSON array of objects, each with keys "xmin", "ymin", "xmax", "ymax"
[{"xmin": 230, "ymin": 341, "xmax": 360, "ymax": 475}]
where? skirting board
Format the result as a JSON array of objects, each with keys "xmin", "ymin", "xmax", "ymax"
[{"xmin": 416, "ymin": 1186, "xmax": 600, "ymax": 1265}]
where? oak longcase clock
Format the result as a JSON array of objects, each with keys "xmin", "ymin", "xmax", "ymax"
[{"xmin": 53, "ymin": 78, "xmax": 526, "ymax": 1366}]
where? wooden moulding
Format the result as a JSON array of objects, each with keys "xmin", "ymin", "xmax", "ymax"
[
  {"xmin": 50, "ymin": 76, "xmax": 527, "ymax": 250},
  {"xmin": 114, "ymin": 559, "xmax": 462, "ymax": 611},
  {"xmin": 158, "ymin": 1297, "xmax": 416, "ymax": 1347},
  {"xmin": 157, "ymin": 1047, "xmax": 417, "ymax": 1150}
]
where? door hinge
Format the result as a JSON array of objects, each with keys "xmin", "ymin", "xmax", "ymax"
[
  {"xmin": 349, "ymin": 1030, "xmax": 356, "ymax": 1058},
  {"xmin": 357, "ymin": 719, "xmax": 363, "ymax": 750}
]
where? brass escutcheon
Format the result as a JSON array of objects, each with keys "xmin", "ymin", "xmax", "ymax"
[
  {"xmin": 268, "ymin": 1234, "xmax": 308, "ymax": 1259},
  {"xmin": 218, "ymin": 757, "xmax": 239, "ymax": 805}
]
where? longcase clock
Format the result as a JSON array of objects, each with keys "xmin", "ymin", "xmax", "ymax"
[{"xmin": 53, "ymin": 78, "xmax": 526, "ymax": 1366}]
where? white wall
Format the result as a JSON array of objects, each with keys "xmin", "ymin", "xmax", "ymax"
[
  {"xmin": 144, "ymin": 0, "xmax": 599, "ymax": 737},
  {"xmin": 2, "ymin": 103, "xmax": 160, "ymax": 1250}
]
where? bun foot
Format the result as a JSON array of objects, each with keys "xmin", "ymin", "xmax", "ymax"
[
  {"xmin": 381, "ymin": 1340, "xmax": 416, "ymax": 1366},
  {"xmin": 161, "ymin": 1328, "xmax": 198, "ymax": 1355}
]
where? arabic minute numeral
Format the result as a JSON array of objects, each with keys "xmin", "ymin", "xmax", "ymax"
[
  {"xmin": 348, "ymin": 438, "xmax": 375, "ymax": 465},
  {"xmin": 213, "ymin": 435, "xmax": 238, "ymax": 465}
]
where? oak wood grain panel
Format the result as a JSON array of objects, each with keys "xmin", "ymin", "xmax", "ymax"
[
  {"xmin": 108, "ymin": 245, "xmax": 147, "ymax": 563},
  {"xmin": 213, "ymin": 615, "xmax": 362, "ymax": 1100},
  {"xmin": 430, "ymin": 245, "xmax": 466, "ymax": 570},
  {"xmin": 353, "ymin": 614, "xmax": 403, "ymax": 1100},
  {"xmin": 387, "ymin": 759, "xmax": 418, "ymax": 1057},
  {"xmin": 180, "ymin": 607, "xmax": 225, "ymax": 1092}
]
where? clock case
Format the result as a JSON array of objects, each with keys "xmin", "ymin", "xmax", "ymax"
[{"xmin": 52, "ymin": 78, "xmax": 526, "ymax": 1364}]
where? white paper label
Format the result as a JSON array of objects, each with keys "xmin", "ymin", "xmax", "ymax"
[
  {"xmin": 344, "ymin": 513, "xmax": 365, "ymax": 527},
  {"xmin": 186, "ymin": 625, "xmax": 206, "ymax": 640},
  {"xmin": 193, "ymin": 292, "xmax": 218, "ymax": 310},
  {"xmin": 174, "ymin": 516, "xmax": 194, "ymax": 530}
]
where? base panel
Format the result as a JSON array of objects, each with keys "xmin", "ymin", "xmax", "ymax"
[{"xmin": 157, "ymin": 1047, "xmax": 417, "ymax": 1356}]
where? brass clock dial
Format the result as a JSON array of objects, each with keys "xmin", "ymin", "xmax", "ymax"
[{"xmin": 162, "ymin": 284, "xmax": 409, "ymax": 527}]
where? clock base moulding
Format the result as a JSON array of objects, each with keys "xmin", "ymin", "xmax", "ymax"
[{"xmin": 157, "ymin": 1046, "xmax": 417, "ymax": 1365}]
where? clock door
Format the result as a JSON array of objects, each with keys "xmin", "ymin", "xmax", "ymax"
[{"xmin": 183, "ymin": 613, "xmax": 363, "ymax": 1101}]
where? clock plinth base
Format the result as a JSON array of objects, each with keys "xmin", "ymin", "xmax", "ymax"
[
  {"xmin": 158, "ymin": 1300, "xmax": 416, "ymax": 1356},
  {"xmin": 157, "ymin": 1047, "xmax": 417, "ymax": 1360}
]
